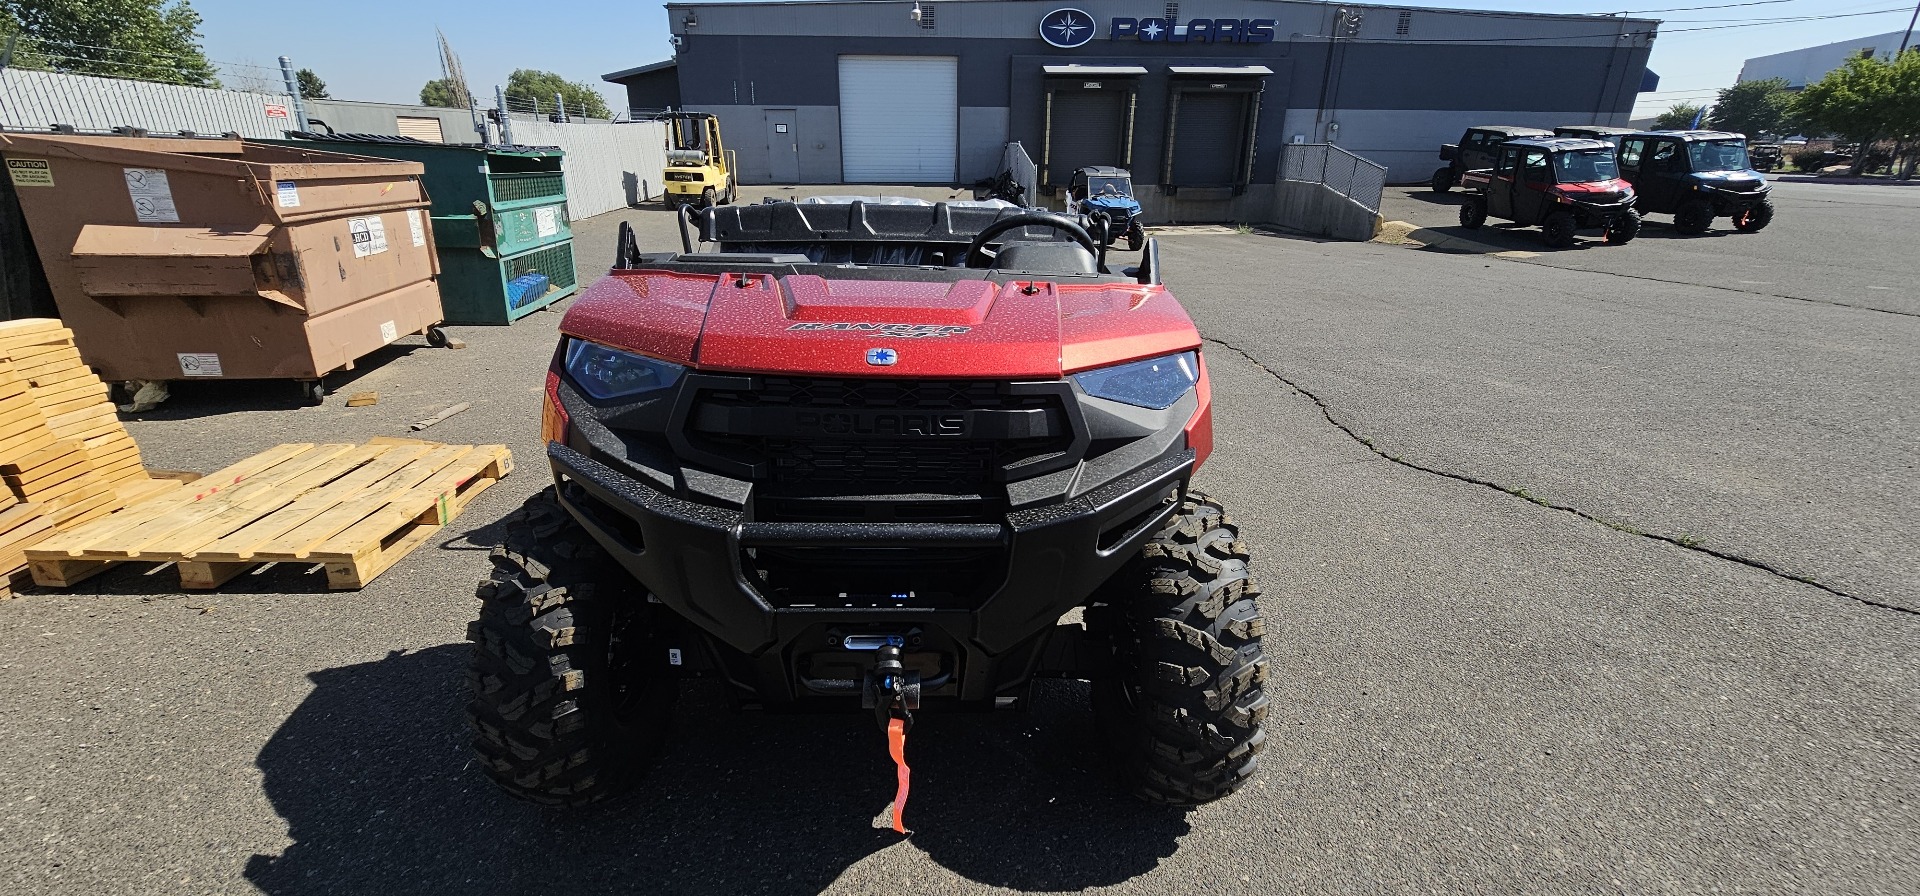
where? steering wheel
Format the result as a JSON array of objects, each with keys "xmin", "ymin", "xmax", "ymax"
[{"xmin": 964, "ymin": 212, "xmax": 1099, "ymax": 269}]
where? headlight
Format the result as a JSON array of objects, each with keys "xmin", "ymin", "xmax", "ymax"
[
  {"xmin": 1073, "ymin": 351, "xmax": 1198, "ymax": 410},
  {"xmin": 564, "ymin": 340, "xmax": 685, "ymax": 401}
]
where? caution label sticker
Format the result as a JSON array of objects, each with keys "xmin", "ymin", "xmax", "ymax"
[
  {"xmin": 6, "ymin": 158, "xmax": 53, "ymax": 186},
  {"xmin": 407, "ymin": 209, "xmax": 426, "ymax": 247},
  {"xmin": 177, "ymin": 353, "xmax": 223, "ymax": 377}
]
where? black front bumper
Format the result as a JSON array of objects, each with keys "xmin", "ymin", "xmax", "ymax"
[
  {"xmin": 550, "ymin": 442, "xmax": 1192, "ymax": 705},
  {"xmin": 1706, "ymin": 189, "xmax": 1769, "ymax": 215}
]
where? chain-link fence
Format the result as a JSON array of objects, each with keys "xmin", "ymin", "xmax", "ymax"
[{"xmin": 1279, "ymin": 143, "xmax": 1388, "ymax": 214}]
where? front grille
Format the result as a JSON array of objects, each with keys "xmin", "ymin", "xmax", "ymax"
[
  {"xmin": 684, "ymin": 377, "xmax": 1073, "ymax": 495},
  {"xmin": 764, "ymin": 440, "xmax": 997, "ymax": 490}
]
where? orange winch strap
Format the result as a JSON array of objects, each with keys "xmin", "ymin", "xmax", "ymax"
[{"xmin": 887, "ymin": 717, "xmax": 911, "ymax": 834}]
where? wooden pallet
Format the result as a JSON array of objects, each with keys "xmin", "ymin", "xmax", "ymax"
[{"xmin": 26, "ymin": 441, "xmax": 513, "ymax": 591}]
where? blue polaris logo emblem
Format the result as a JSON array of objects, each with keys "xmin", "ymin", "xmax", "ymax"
[
  {"xmin": 866, "ymin": 347, "xmax": 899, "ymax": 366},
  {"xmin": 1041, "ymin": 8, "xmax": 1096, "ymax": 48}
]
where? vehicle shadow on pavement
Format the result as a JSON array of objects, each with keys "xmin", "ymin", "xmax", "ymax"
[{"xmin": 243, "ymin": 645, "xmax": 1187, "ymax": 896}]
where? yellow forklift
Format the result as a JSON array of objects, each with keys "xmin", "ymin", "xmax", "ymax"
[{"xmin": 660, "ymin": 111, "xmax": 736, "ymax": 209}]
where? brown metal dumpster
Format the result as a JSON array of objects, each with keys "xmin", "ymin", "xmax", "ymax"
[{"xmin": 0, "ymin": 134, "xmax": 448, "ymax": 402}]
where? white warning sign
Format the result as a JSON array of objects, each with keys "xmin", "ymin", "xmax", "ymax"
[
  {"xmin": 124, "ymin": 168, "xmax": 180, "ymax": 222},
  {"xmin": 177, "ymin": 353, "xmax": 223, "ymax": 377}
]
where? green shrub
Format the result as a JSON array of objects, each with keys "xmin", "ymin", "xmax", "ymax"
[{"xmin": 1790, "ymin": 150, "xmax": 1828, "ymax": 172}]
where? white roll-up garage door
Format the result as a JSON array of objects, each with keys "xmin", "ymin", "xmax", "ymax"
[{"xmin": 839, "ymin": 56, "xmax": 957, "ymax": 182}]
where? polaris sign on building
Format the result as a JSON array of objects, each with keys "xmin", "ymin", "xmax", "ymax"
[{"xmin": 614, "ymin": 1, "xmax": 1657, "ymax": 206}]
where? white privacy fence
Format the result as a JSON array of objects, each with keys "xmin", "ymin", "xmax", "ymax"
[
  {"xmin": 0, "ymin": 66, "xmax": 672, "ymax": 224},
  {"xmin": 0, "ymin": 68, "xmax": 297, "ymax": 138},
  {"xmin": 505, "ymin": 116, "xmax": 668, "ymax": 221}
]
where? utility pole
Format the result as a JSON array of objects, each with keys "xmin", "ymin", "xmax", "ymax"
[{"xmin": 1901, "ymin": 0, "xmax": 1918, "ymax": 55}]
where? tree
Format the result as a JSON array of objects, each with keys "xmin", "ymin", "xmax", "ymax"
[
  {"xmin": 296, "ymin": 67, "xmax": 328, "ymax": 100},
  {"xmin": 505, "ymin": 68, "xmax": 611, "ymax": 119},
  {"xmin": 1654, "ymin": 102, "xmax": 1703, "ymax": 130},
  {"xmin": 1705, "ymin": 78, "xmax": 1793, "ymax": 138},
  {"xmin": 0, "ymin": 0, "xmax": 218, "ymax": 87},
  {"xmin": 1794, "ymin": 51, "xmax": 1920, "ymax": 175},
  {"xmin": 420, "ymin": 77, "xmax": 472, "ymax": 109}
]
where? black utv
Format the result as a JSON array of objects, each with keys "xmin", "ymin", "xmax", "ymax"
[
  {"xmin": 1457, "ymin": 138, "xmax": 1640, "ymax": 248},
  {"xmin": 1433, "ymin": 125, "xmax": 1552, "ymax": 192},
  {"xmin": 1617, "ymin": 131, "xmax": 1774, "ymax": 234}
]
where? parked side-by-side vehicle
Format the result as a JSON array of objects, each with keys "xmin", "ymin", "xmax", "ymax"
[
  {"xmin": 1433, "ymin": 125, "xmax": 1552, "ymax": 192},
  {"xmin": 1617, "ymin": 130, "xmax": 1773, "ymax": 234},
  {"xmin": 1457, "ymin": 137, "xmax": 1640, "ymax": 247}
]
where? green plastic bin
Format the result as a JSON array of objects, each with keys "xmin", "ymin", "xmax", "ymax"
[{"xmin": 274, "ymin": 135, "xmax": 575, "ymax": 324}]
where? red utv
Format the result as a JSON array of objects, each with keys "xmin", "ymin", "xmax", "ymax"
[
  {"xmin": 465, "ymin": 200, "xmax": 1268, "ymax": 822},
  {"xmin": 1458, "ymin": 137, "xmax": 1640, "ymax": 248}
]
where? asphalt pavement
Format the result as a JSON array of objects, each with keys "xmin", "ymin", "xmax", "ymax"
[{"xmin": 0, "ymin": 183, "xmax": 1912, "ymax": 895}]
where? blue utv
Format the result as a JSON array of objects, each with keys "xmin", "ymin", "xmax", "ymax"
[{"xmin": 1069, "ymin": 166, "xmax": 1146, "ymax": 252}]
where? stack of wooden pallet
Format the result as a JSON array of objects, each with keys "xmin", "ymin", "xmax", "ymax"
[{"xmin": 0, "ymin": 319, "xmax": 175, "ymax": 595}]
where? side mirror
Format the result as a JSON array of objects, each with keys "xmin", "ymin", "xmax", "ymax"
[{"xmin": 1440, "ymin": 145, "xmax": 1458, "ymax": 161}]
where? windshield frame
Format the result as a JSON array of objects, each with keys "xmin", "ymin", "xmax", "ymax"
[
  {"xmin": 1686, "ymin": 139, "xmax": 1751, "ymax": 173},
  {"xmin": 1552, "ymin": 149, "xmax": 1620, "ymax": 184}
]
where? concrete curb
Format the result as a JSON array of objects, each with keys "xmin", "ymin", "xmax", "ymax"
[{"xmin": 1771, "ymin": 174, "xmax": 1920, "ymax": 187}]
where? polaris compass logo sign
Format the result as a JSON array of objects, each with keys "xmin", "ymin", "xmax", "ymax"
[
  {"xmin": 866, "ymin": 347, "xmax": 899, "ymax": 366},
  {"xmin": 1041, "ymin": 8, "xmax": 1097, "ymax": 48}
]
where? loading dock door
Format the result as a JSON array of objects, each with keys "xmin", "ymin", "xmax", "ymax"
[
  {"xmin": 839, "ymin": 56, "xmax": 957, "ymax": 182},
  {"xmin": 1170, "ymin": 93, "xmax": 1245, "ymax": 186},
  {"xmin": 1162, "ymin": 67, "xmax": 1270, "ymax": 192},
  {"xmin": 1047, "ymin": 89, "xmax": 1127, "ymax": 188}
]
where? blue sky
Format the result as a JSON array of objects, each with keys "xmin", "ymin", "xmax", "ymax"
[{"xmin": 189, "ymin": 0, "xmax": 1919, "ymax": 118}]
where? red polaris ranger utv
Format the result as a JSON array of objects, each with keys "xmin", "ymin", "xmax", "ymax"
[
  {"xmin": 466, "ymin": 200, "xmax": 1267, "ymax": 825},
  {"xmin": 1457, "ymin": 137, "xmax": 1641, "ymax": 248}
]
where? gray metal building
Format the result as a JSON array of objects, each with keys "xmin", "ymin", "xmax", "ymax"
[
  {"xmin": 619, "ymin": 0, "xmax": 1656, "ymax": 194},
  {"xmin": 1738, "ymin": 30, "xmax": 1915, "ymax": 89}
]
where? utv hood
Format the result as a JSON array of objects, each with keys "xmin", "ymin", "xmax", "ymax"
[
  {"xmin": 1084, "ymin": 195, "xmax": 1142, "ymax": 216},
  {"xmin": 561, "ymin": 269, "xmax": 1200, "ymax": 379},
  {"xmin": 1692, "ymin": 169, "xmax": 1769, "ymax": 191}
]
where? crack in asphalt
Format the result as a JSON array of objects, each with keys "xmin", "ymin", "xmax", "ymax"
[{"xmin": 1204, "ymin": 336, "xmax": 1920, "ymax": 619}]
